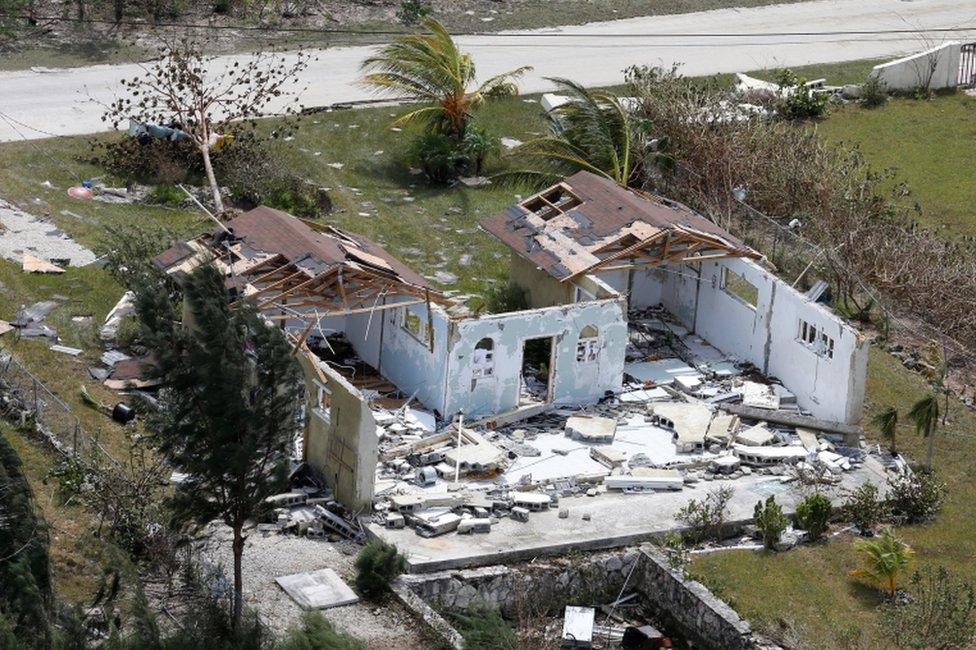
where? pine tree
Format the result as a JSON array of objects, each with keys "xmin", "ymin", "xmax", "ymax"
[
  {"xmin": 0, "ymin": 433, "xmax": 54, "ymax": 647},
  {"xmin": 134, "ymin": 263, "xmax": 302, "ymax": 629}
]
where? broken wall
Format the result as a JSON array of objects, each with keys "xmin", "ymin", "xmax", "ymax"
[
  {"xmin": 636, "ymin": 257, "xmax": 867, "ymax": 424},
  {"xmin": 871, "ymin": 42, "xmax": 961, "ymax": 92},
  {"xmin": 297, "ymin": 351, "xmax": 377, "ymax": 511},
  {"xmin": 442, "ymin": 298, "xmax": 627, "ymax": 418}
]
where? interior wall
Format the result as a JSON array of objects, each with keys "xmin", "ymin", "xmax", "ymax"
[
  {"xmin": 648, "ymin": 257, "xmax": 867, "ymax": 424},
  {"xmin": 701, "ymin": 258, "xmax": 866, "ymax": 423},
  {"xmin": 443, "ymin": 298, "xmax": 628, "ymax": 418},
  {"xmin": 373, "ymin": 301, "xmax": 451, "ymax": 415},
  {"xmin": 630, "ymin": 266, "xmax": 666, "ymax": 308},
  {"xmin": 509, "ymin": 253, "xmax": 574, "ymax": 308}
]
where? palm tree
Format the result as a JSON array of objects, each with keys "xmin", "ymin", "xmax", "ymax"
[
  {"xmin": 872, "ymin": 406, "xmax": 899, "ymax": 456},
  {"xmin": 850, "ymin": 528, "xmax": 914, "ymax": 599},
  {"xmin": 507, "ymin": 78, "xmax": 646, "ymax": 187},
  {"xmin": 908, "ymin": 393, "xmax": 940, "ymax": 470},
  {"xmin": 359, "ymin": 19, "xmax": 531, "ymax": 140}
]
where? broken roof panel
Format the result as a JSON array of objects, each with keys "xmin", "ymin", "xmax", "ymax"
[{"xmin": 480, "ymin": 171, "xmax": 762, "ymax": 281}]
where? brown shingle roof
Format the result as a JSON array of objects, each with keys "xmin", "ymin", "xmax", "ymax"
[
  {"xmin": 480, "ymin": 171, "xmax": 756, "ymax": 280},
  {"xmin": 154, "ymin": 206, "xmax": 429, "ymax": 289}
]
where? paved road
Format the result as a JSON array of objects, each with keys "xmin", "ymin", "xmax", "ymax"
[{"xmin": 0, "ymin": 0, "xmax": 973, "ymax": 141}]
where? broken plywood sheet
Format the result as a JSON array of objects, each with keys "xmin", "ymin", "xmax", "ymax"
[
  {"xmin": 22, "ymin": 253, "xmax": 64, "ymax": 274},
  {"xmin": 275, "ymin": 568, "xmax": 359, "ymax": 610},
  {"xmin": 0, "ymin": 199, "xmax": 96, "ymax": 267},
  {"xmin": 625, "ymin": 358, "xmax": 700, "ymax": 386},
  {"xmin": 0, "ymin": 320, "xmax": 12, "ymax": 337}
]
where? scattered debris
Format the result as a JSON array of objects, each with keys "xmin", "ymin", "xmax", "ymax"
[
  {"xmin": 22, "ymin": 253, "xmax": 64, "ymax": 274},
  {"xmin": 0, "ymin": 199, "xmax": 96, "ymax": 267},
  {"xmin": 275, "ymin": 568, "xmax": 359, "ymax": 610}
]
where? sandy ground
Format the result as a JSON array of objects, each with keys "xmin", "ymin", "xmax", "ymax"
[
  {"xmin": 1, "ymin": 0, "xmax": 974, "ymax": 141},
  {"xmin": 199, "ymin": 523, "xmax": 428, "ymax": 648}
]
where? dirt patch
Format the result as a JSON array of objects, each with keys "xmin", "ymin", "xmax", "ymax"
[{"xmin": 199, "ymin": 523, "xmax": 428, "ymax": 648}]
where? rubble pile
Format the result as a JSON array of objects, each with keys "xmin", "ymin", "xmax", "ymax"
[{"xmin": 367, "ymin": 309, "xmax": 880, "ymax": 540}]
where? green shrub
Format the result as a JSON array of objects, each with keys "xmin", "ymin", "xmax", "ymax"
[
  {"xmin": 677, "ymin": 486, "xmax": 733, "ymax": 544},
  {"xmin": 754, "ymin": 496, "xmax": 788, "ymax": 550},
  {"xmin": 354, "ymin": 540, "xmax": 406, "ymax": 599},
  {"xmin": 94, "ymin": 221, "xmax": 175, "ymax": 290},
  {"xmin": 775, "ymin": 69, "xmax": 829, "ymax": 120},
  {"xmin": 888, "ymin": 471, "xmax": 947, "ymax": 525},
  {"xmin": 795, "ymin": 492, "xmax": 832, "ymax": 541},
  {"xmin": 844, "ymin": 482, "xmax": 890, "ymax": 535},
  {"xmin": 860, "ymin": 75, "xmax": 888, "ymax": 109},
  {"xmin": 451, "ymin": 607, "xmax": 517, "ymax": 650},
  {"xmin": 232, "ymin": 174, "xmax": 331, "ymax": 219},
  {"xmin": 146, "ymin": 183, "xmax": 186, "ymax": 207},
  {"xmin": 410, "ymin": 132, "xmax": 465, "ymax": 183},
  {"xmin": 485, "ymin": 283, "xmax": 529, "ymax": 314},
  {"xmin": 278, "ymin": 611, "xmax": 365, "ymax": 650},
  {"xmin": 115, "ymin": 316, "xmax": 142, "ymax": 352},
  {"xmin": 880, "ymin": 566, "xmax": 976, "ymax": 649},
  {"xmin": 396, "ymin": 0, "xmax": 431, "ymax": 25},
  {"xmin": 460, "ymin": 124, "xmax": 499, "ymax": 176},
  {"xmin": 410, "ymin": 123, "xmax": 500, "ymax": 182}
]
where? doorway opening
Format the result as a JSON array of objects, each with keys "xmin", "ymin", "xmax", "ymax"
[{"xmin": 520, "ymin": 336, "xmax": 555, "ymax": 405}]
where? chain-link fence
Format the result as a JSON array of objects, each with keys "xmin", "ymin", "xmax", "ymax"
[{"xmin": 0, "ymin": 350, "xmax": 91, "ymax": 458}]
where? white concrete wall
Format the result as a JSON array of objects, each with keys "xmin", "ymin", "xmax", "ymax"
[
  {"xmin": 373, "ymin": 301, "xmax": 452, "ymax": 415},
  {"xmin": 687, "ymin": 257, "xmax": 868, "ymax": 424},
  {"xmin": 443, "ymin": 299, "xmax": 628, "ymax": 418},
  {"xmin": 871, "ymin": 42, "xmax": 961, "ymax": 91},
  {"xmin": 630, "ymin": 267, "xmax": 665, "ymax": 308}
]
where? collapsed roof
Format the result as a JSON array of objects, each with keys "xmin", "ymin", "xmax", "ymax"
[
  {"xmin": 154, "ymin": 206, "xmax": 452, "ymax": 319},
  {"xmin": 480, "ymin": 171, "xmax": 762, "ymax": 282}
]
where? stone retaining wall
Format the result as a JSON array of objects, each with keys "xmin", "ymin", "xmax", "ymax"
[
  {"xmin": 399, "ymin": 548, "xmax": 639, "ymax": 618},
  {"xmin": 397, "ymin": 545, "xmax": 771, "ymax": 650},
  {"xmin": 637, "ymin": 547, "xmax": 757, "ymax": 649}
]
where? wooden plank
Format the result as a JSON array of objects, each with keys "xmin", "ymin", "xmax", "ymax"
[{"xmin": 261, "ymin": 298, "xmax": 427, "ymax": 321}]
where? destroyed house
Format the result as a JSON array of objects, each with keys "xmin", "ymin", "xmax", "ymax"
[
  {"xmin": 154, "ymin": 176, "xmax": 867, "ymax": 510},
  {"xmin": 480, "ymin": 171, "xmax": 868, "ymax": 425},
  {"xmin": 154, "ymin": 206, "xmax": 628, "ymax": 508}
]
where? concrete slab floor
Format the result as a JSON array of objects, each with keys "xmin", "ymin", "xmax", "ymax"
[{"xmin": 369, "ymin": 457, "xmax": 889, "ymax": 573}]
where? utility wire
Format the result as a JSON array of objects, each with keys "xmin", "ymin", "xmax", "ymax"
[{"xmin": 3, "ymin": 13, "xmax": 976, "ymax": 39}]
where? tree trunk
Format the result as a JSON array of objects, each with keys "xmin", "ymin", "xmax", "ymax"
[
  {"xmin": 232, "ymin": 523, "xmax": 244, "ymax": 629},
  {"xmin": 926, "ymin": 421, "xmax": 934, "ymax": 470},
  {"xmin": 200, "ymin": 144, "xmax": 225, "ymax": 213},
  {"xmin": 114, "ymin": 0, "xmax": 124, "ymax": 23}
]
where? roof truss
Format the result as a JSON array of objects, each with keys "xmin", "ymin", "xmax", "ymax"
[{"xmin": 560, "ymin": 226, "xmax": 763, "ymax": 282}]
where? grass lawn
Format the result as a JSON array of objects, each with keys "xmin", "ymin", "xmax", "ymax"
[
  {"xmin": 817, "ymin": 91, "xmax": 976, "ymax": 236},
  {"xmin": 693, "ymin": 347, "xmax": 976, "ymax": 648},
  {"xmin": 0, "ymin": 57, "xmax": 971, "ymax": 626}
]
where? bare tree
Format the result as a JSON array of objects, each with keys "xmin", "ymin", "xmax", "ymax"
[{"xmin": 104, "ymin": 37, "xmax": 311, "ymax": 213}]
